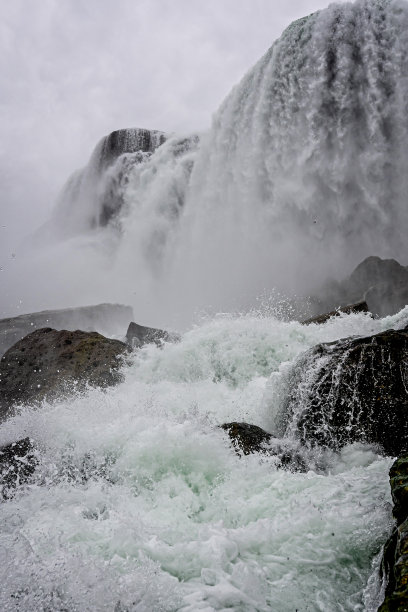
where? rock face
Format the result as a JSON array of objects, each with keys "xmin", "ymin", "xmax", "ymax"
[
  {"xmin": 302, "ymin": 300, "xmax": 370, "ymax": 325},
  {"xmin": 283, "ymin": 329, "xmax": 408, "ymax": 456},
  {"xmin": 0, "ymin": 303, "xmax": 134, "ymax": 357},
  {"xmin": 379, "ymin": 456, "xmax": 408, "ymax": 611},
  {"xmin": 45, "ymin": 127, "xmax": 167, "ymax": 236},
  {"xmin": 126, "ymin": 321, "xmax": 180, "ymax": 349},
  {"xmin": 0, "ymin": 328, "xmax": 129, "ymax": 418},
  {"xmin": 97, "ymin": 128, "xmax": 166, "ymax": 170},
  {"xmin": 0, "ymin": 438, "xmax": 37, "ymax": 499},
  {"xmin": 311, "ymin": 256, "xmax": 408, "ymax": 319}
]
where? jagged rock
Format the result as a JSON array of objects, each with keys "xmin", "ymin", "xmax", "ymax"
[
  {"xmin": 0, "ymin": 303, "xmax": 134, "ymax": 357},
  {"xmin": 0, "ymin": 328, "xmax": 129, "ymax": 418},
  {"xmin": 379, "ymin": 456, "xmax": 408, "ymax": 611},
  {"xmin": 97, "ymin": 128, "xmax": 166, "ymax": 170},
  {"xmin": 283, "ymin": 329, "xmax": 408, "ymax": 456},
  {"xmin": 302, "ymin": 300, "xmax": 370, "ymax": 325},
  {"xmin": 126, "ymin": 321, "xmax": 180, "ymax": 349},
  {"xmin": 221, "ymin": 422, "xmax": 307, "ymax": 471},
  {"xmin": 310, "ymin": 256, "xmax": 408, "ymax": 319},
  {"xmin": 0, "ymin": 438, "xmax": 38, "ymax": 499}
]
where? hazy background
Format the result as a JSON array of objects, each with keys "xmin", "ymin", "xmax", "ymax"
[{"xmin": 0, "ymin": 0, "xmax": 347, "ymax": 318}]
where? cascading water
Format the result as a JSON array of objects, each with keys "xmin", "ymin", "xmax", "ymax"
[
  {"xmin": 30, "ymin": 0, "xmax": 408, "ymax": 325},
  {"xmin": 5, "ymin": 0, "xmax": 408, "ymax": 324}
]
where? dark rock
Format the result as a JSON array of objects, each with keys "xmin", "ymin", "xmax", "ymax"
[
  {"xmin": 221, "ymin": 422, "xmax": 307, "ymax": 471},
  {"xmin": 221, "ymin": 422, "xmax": 272, "ymax": 455},
  {"xmin": 390, "ymin": 457, "xmax": 408, "ymax": 524},
  {"xmin": 0, "ymin": 328, "xmax": 129, "ymax": 418},
  {"xmin": 283, "ymin": 329, "xmax": 408, "ymax": 456},
  {"xmin": 97, "ymin": 128, "xmax": 166, "ymax": 171},
  {"xmin": 126, "ymin": 321, "xmax": 180, "ymax": 349},
  {"xmin": 379, "ymin": 456, "xmax": 408, "ymax": 611},
  {"xmin": 0, "ymin": 438, "xmax": 38, "ymax": 499},
  {"xmin": 0, "ymin": 303, "xmax": 134, "ymax": 357},
  {"xmin": 302, "ymin": 300, "xmax": 370, "ymax": 325},
  {"xmin": 310, "ymin": 256, "xmax": 408, "ymax": 319}
]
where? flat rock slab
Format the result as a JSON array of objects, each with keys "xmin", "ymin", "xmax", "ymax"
[
  {"xmin": 0, "ymin": 303, "xmax": 133, "ymax": 357},
  {"xmin": 0, "ymin": 328, "xmax": 129, "ymax": 418}
]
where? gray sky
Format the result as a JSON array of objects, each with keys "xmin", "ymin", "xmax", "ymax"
[{"xmin": 0, "ymin": 0, "xmax": 345, "ymax": 257}]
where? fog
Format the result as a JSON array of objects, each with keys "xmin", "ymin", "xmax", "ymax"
[{"xmin": 6, "ymin": 0, "xmax": 406, "ymax": 330}]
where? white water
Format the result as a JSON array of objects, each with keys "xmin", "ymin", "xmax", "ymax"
[{"xmin": 2, "ymin": 308, "xmax": 407, "ymax": 611}]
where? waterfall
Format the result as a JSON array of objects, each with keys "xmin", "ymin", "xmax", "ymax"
[{"xmin": 24, "ymin": 0, "xmax": 408, "ymax": 325}]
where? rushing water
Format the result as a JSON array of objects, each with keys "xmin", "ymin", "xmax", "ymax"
[{"xmin": 2, "ymin": 307, "xmax": 408, "ymax": 611}]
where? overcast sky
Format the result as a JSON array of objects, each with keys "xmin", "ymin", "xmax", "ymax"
[{"xmin": 0, "ymin": 0, "xmax": 346, "ymax": 257}]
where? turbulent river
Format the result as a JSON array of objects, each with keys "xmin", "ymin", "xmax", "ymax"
[{"xmin": 2, "ymin": 307, "xmax": 408, "ymax": 611}]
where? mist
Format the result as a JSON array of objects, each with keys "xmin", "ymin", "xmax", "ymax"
[{"xmin": 4, "ymin": 0, "xmax": 407, "ymax": 330}]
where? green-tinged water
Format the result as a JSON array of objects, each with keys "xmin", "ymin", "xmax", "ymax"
[{"xmin": 1, "ymin": 308, "xmax": 407, "ymax": 611}]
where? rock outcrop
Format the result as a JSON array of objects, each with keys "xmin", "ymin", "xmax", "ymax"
[
  {"xmin": 126, "ymin": 321, "xmax": 180, "ymax": 349},
  {"xmin": 283, "ymin": 329, "xmax": 408, "ymax": 456},
  {"xmin": 0, "ymin": 328, "xmax": 129, "ymax": 418},
  {"xmin": 379, "ymin": 456, "xmax": 408, "ymax": 611},
  {"xmin": 0, "ymin": 303, "xmax": 133, "ymax": 357}
]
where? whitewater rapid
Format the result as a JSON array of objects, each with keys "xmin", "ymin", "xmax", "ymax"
[{"xmin": 2, "ymin": 308, "xmax": 408, "ymax": 611}]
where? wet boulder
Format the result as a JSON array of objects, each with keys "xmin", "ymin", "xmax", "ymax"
[
  {"xmin": 221, "ymin": 422, "xmax": 307, "ymax": 471},
  {"xmin": 221, "ymin": 422, "xmax": 272, "ymax": 455},
  {"xmin": 283, "ymin": 329, "xmax": 408, "ymax": 456},
  {"xmin": 0, "ymin": 438, "xmax": 38, "ymax": 499},
  {"xmin": 126, "ymin": 321, "xmax": 180, "ymax": 349},
  {"xmin": 0, "ymin": 328, "xmax": 129, "ymax": 418}
]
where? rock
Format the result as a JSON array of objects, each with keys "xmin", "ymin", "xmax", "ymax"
[
  {"xmin": 97, "ymin": 128, "xmax": 166, "ymax": 170},
  {"xmin": 221, "ymin": 422, "xmax": 307, "ymax": 471},
  {"xmin": 310, "ymin": 256, "xmax": 408, "ymax": 319},
  {"xmin": 283, "ymin": 329, "xmax": 408, "ymax": 456},
  {"xmin": 390, "ymin": 457, "xmax": 408, "ymax": 524},
  {"xmin": 379, "ymin": 456, "xmax": 408, "ymax": 611},
  {"xmin": 126, "ymin": 321, "xmax": 180, "ymax": 349},
  {"xmin": 0, "ymin": 303, "xmax": 134, "ymax": 357},
  {"xmin": 221, "ymin": 422, "xmax": 272, "ymax": 455},
  {"xmin": 302, "ymin": 300, "xmax": 370, "ymax": 325},
  {"xmin": 0, "ymin": 438, "xmax": 38, "ymax": 499},
  {"xmin": 0, "ymin": 328, "xmax": 129, "ymax": 418}
]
